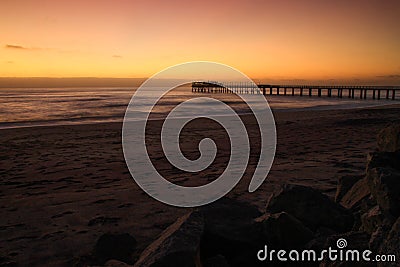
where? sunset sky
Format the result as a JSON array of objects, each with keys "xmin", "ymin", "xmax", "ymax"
[{"xmin": 1, "ymin": 0, "xmax": 400, "ymax": 82}]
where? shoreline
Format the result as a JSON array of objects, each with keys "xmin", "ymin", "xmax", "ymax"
[{"xmin": 1, "ymin": 101, "xmax": 398, "ymax": 130}]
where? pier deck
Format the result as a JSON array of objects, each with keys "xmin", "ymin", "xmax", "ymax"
[{"xmin": 192, "ymin": 81, "xmax": 400, "ymax": 100}]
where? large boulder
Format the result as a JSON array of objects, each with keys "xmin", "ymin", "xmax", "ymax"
[
  {"xmin": 257, "ymin": 212, "xmax": 314, "ymax": 248},
  {"xmin": 199, "ymin": 198, "xmax": 263, "ymax": 267},
  {"xmin": 94, "ymin": 233, "xmax": 137, "ymax": 265},
  {"xmin": 339, "ymin": 178, "xmax": 371, "ymax": 210},
  {"xmin": 134, "ymin": 211, "xmax": 204, "ymax": 267},
  {"xmin": 378, "ymin": 217, "xmax": 400, "ymax": 267},
  {"xmin": 366, "ymin": 167, "xmax": 400, "ymax": 217},
  {"xmin": 105, "ymin": 259, "xmax": 134, "ymax": 266},
  {"xmin": 134, "ymin": 198, "xmax": 264, "ymax": 267},
  {"xmin": 377, "ymin": 124, "xmax": 400, "ymax": 152},
  {"xmin": 266, "ymin": 184, "xmax": 354, "ymax": 232},
  {"xmin": 200, "ymin": 197, "xmax": 262, "ymax": 244},
  {"xmin": 367, "ymin": 151, "xmax": 400, "ymax": 171},
  {"xmin": 202, "ymin": 254, "xmax": 229, "ymax": 267},
  {"xmin": 335, "ymin": 174, "xmax": 365, "ymax": 203},
  {"xmin": 360, "ymin": 205, "xmax": 384, "ymax": 234}
]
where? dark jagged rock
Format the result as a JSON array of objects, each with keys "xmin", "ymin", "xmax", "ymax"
[
  {"xmin": 200, "ymin": 197, "xmax": 262, "ymax": 244},
  {"xmin": 266, "ymin": 184, "xmax": 354, "ymax": 232},
  {"xmin": 366, "ymin": 167, "xmax": 400, "ymax": 217},
  {"xmin": 377, "ymin": 123, "xmax": 400, "ymax": 152},
  {"xmin": 257, "ymin": 212, "xmax": 314, "ymax": 249},
  {"xmin": 378, "ymin": 217, "xmax": 400, "ymax": 267},
  {"xmin": 335, "ymin": 174, "xmax": 365, "ymax": 203},
  {"xmin": 105, "ymin": 259, "xmax": 134, "ymax": 266},
  {"xmin": 368, "ymin": 222, "xmax": 395, "ymax": 253},
  {"xmin": 339, "ymin": 178, "xmax": 371, "ymax": 210},
  {"xmin": 367, "ymin": 151, "xmax": 400, "ymax": 171},
  {"xmin": 0, "ymin": 256, "xmax": 17, "ymax": 267},
  {"xmin": 199, "ymin": 198, "xmax": 263, "ymax": 267},
  {"xmin": 133, "ymin": 198, "xmax": 263, "ymax": 267},
  {"xmin": 304, "ymin": 227, "xmax": 337, "ymax": 253},
  {"xmin": 360, "ymin": 205, "xmax": 384, "ymax": 234},
  {"xmin": 202, "ymin": 254, "xmax": 229, "ymax": 267},
  {"xmin": 133, "ymin": 211, "xmax": 204, "ymax": 267},
  {"xmin": 94, "ymin": 233, "xmax": 137, "ymax": 265}
]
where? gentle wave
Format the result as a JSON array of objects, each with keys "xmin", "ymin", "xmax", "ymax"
[{"xmin": 0, "ymin": 87, "xmax": 394, "ymax": 129}]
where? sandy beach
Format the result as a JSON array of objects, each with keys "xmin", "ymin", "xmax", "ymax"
[{"xmin": 1, "ymin": 104, "xmax": 399, "ymax": 266}]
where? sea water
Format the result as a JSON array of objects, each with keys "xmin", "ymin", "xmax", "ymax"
[{"xmin": 0, "ymin": 86, "xmax": 394, "ymax": 129}]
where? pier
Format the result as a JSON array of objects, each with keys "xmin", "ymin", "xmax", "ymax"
[{"xmin": 192, "ymin": 81, "xmax": 400, "ymax": 100}]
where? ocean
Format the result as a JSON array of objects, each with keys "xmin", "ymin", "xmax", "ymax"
[{"xmin": 0, "ymin": 86, "xmax": 394, "ymax": 129}]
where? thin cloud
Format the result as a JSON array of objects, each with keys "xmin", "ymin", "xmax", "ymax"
[
  {"xmin": 6, "ymin": 61, "xmax": 14, "ymax": 64},
  {"xmin": 112, "ymin": 55, "xmax": 122, "ymax": 58},
  {"xmin": 5, "ymin": 44, "xmax": 48, "ymax": 51},
  {"xmin": 5, "ymin": 44, "xmax": 27, "ymax": 49}
]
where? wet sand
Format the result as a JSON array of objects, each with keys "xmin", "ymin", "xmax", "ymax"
[{"xmin": 1, "ymin": 105, "xmax": 400, "ymax": 266}]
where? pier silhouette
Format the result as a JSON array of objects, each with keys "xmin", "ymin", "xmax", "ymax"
[{"xmin": 192, "ymin": 81, "xmax": 400, "ymax": 100}]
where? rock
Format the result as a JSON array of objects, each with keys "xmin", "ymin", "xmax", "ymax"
[
  {"xmin": 199, "ymin": 198, "xmax": 263, "ymax": 267},
  {"xmin": 335, "ymin": 174, "xmax": 365, "ymax": 203},
  {"xmin": 360, "ymin": 205, "xmax": 384, "ymax": 234},
  {"xmin": 369, "ymin": 226, "xmax": 387, "ymax": 252},
  {"xmin": 378, "ymin": 217, "xmax": 400, "ymax": 267},
  {"xmin": 105, "ymin": 259, "xmax": 134, "ymax": 267},
  {"xmin": 258, "ymin": 212, "xmax": 314, "ymax": 249},
  {"xmin": 200, "ymin": 197, "xmax": 262, "ymax": 244},
  {"xmin": 202, "ymin": 255, "xmax": 229, "ymax": 267},
  {"xmin": 266, "ymin": 184, "xmax": 354, "ymax": 232},
  {"xmin": 94, "ymin": 233, "xmax": 137, "ymax": 265},
  {"xmin": 339, "ymin": 178, "xmax": 371, "ymax": 210},
  {"xmin": 305, "ymin": 227, "xmax": 336, "ymax": 252},
  {"xmin": 367, "ymin": 151, "xmax": 400, "ymax": 171},
  {"xmin": 0, "ymin": 256, "xmax": 17, "ymax": 267},
  {"xmin": 377, "ymin": 123, "xmax": 400, "ymax": 152},
  {"xmin": 366, "ymin": 167, "xmax": 400, "ymax": 217},
  {"xmin": 134, "ymin": 211, "xmax": 204, "ymax": 267}
]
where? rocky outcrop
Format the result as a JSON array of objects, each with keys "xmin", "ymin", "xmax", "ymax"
[
  {"xmin": 366, "ymin": 167, "xmax": 400, "ymax": 217},
  {"xmin": 266, "ymin": 184, "xmax": 354, "ymax": 232},
  {"xmin": 377, "ymin": 123, "xmax": 400, "ymax": 152},
  {"xmin": 335, "ymin": 174, "xmax": 364, "ymax": 203},
  {"xmin": 105, "ymin": 259, "xmax": 134, "ymax": 267},
  {"xmin": 339, "ymin": 177, "xmax": 371, "ymax": 210},
  {"xmin": 202, "ymin": 254, "xmax": 230, "ymax": 267},
  {"xmin": 366, "ymin": 151, "xmax": 400, "ymax": 171},
  {"xmin": 331, "ymin": 124, "xmax": 400, "ymax": 267},
  {"xmin": 199, "ymin": 198, "xmax": 263, "ymax": 267},
  {"xmin": 257, "ymin": 211, "xmax": 314, "ymax": 248},
  {"xmin": 133, "ymin": 211, "xmax": 204, "ymax": 267},
  {"xmin": 360, "ymin": 205, "xmax": 384, "ymax": 234},
  {"xmin": 378, "ymin": 217, "xmax": 400, "ymax": 267},
  {"xmin": 94, "ymin": 233, "xmax": 137, "ymax": 265},
  {"xmin": 200, "ymin": 197, "xmax": 262, "ymax": 245},
  {"xmin": 132, "ymin": 198, "xmax": 264, "ymax": 267}
]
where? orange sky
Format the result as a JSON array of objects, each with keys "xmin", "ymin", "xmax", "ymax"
[{"xmin": 1, "ymin": 0, "xmax": 400, "ymax": 82}]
